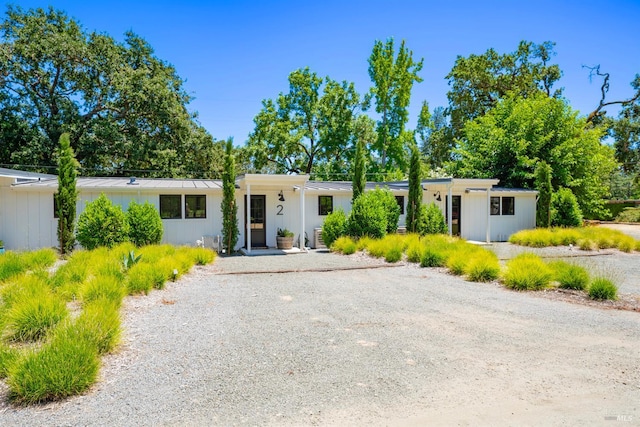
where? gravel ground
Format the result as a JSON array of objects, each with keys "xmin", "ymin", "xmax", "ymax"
[{"xmin": 1, "ymin": 245, "xmax": 639, "ymax": 425}]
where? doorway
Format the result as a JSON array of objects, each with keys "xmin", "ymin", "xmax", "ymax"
[
  {"xmin": 245, "ymin": 195, "xmax": 266, "ymax": 248},
  {"xmin": 446, "ymin": 195, "xmax": 461, "ymax": 236}
]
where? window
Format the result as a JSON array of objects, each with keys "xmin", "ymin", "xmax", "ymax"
[
  {"xmin": 318, "ymin": 195, "xmax": 333, "ymax": 216},
  {"xmin": 185, "ymin": 195, "xmax": 206, "ymax": 218},
  {"xmin": 501, "ymin": 197, "xmax": 515, "ymax": 215},
  {"xmin": 160, "ymin": 195, "xmax": 181, "ymax": 219},
  {"xmin": 395, "ymin": 196, "xmax": 405, "ymax": 215},
  {"xmin": 490, "ymin": 197, "xmax": 500, "ymax": 216}
]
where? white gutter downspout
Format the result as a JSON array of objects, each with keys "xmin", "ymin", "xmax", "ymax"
[
  {"xmin": 486, "ymin": 187, "xmax": 491, "ymax": 243},
  {"xmin": 246, "ymin": 184, "xmax": 251, "ymax": 254},
  {"xmin": 299, "ymin": 185, "xmax": 305, "ymax": 250}
]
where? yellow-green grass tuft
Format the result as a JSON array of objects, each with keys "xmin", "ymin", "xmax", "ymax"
[
  {"xmin": 331, "ymin": 236, "xmax": 357, "ymax": 255},
  {"xmin": 502, "ymin": 253, "xmax": 553, "ymax": 291}
]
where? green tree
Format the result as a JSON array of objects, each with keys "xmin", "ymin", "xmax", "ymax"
[
  {"xmin": 221, "ymin": 139, "xmax": 239, "ymax": 253},
  {"xmin": 0, "ymin": 6, "xmax": 214, "ymax": 177},
  {"xmin": 55, "ymin": 133, "xmax": 78, "ymax": 255},
  {"xmin": 611, "ymin": 75, "xmax": 640, "ymax": 185},
  {"xmin": 551, "ymin": 188, "xmax": 583, "ymax": 227},
  {"xmin": 406, "ymin": 145, "xmax": 423, "ymax": 233},
  {"xmin": 451, "ymin": 94, "xmax": 617, "ymax": 218},
  {"xmin": 446, "ymin": 40, "xmax": 562, "ymax": 137},
  {"xmin": 416, "ymin": 104, "xmax": 453, "ymax": 169},
  {"xmin": 535, "ymin": 162, "xmax": 552, "ymax": 227},
  {"xmin": 76, "ymin": 194, "xmax": 128, "ymax": 249},
  {"xmin": 352, "ymin": 134, "xmax": 366, "ymax": 202},
  {"xmin": 247, "ymin": 67, "xmax": 359, "ymax": 176},
  {"xmin": 127, "ymin": 201, "xmax": 163, "ymax": 246},
  {"xmin": 365, "ymin": 38, "xmax": 423, "ymax": 172}
]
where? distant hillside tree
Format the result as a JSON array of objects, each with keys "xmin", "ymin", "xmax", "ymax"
[{"xmin": 406, "ymin": 145, "xmax": 423, "ymax": 233}]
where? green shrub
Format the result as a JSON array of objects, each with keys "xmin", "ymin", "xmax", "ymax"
[
  {"xmin": 550, "ymin": 261, "xmax": 589, "ymax": 290},
  {"xmin": 321, "ymin": 208, "xmax": 348, "ymax": 248},
  {"xmin": 503, "ymin": 253, "xmax": 553, "ymax": 290},
  {"xmin": 76, "ymin": 194, "xmax": 129, "ymax": 250},
  {"xmin": 0, "ymin": 252, "xmax": 26, "ymax": 282},
  {"xmin": 0, "ymin": 344, "xmax": 20, "ymax": 379},
  {"xmin": 126, "ymin": 263, "xmax": 157, "ymax": 295},
  {"xmin": 419, "ymin": 202, "xmax": 447, "ymax": 235},
  {"xmin": 420, "ymin": 246, "xmax": 447, "ymax": 267},
  {"xmin": 331, "ymin": 236, "xmax": 357, "ymax": 255},
  {"xmin": 22, "ymin": 249, "xmax": 58, "ymax": 271},
  {"xmin": 406, "ymin": 237, "xmax": 424, "ymax": 263},
  {"xmin": 346, "ymin": 188, "xmax": 395, "ymax": 239},
  {"xmin": 188, "ymin": 247, "xmax": 216, "ymax": 265},
  {"xmin": 3, "ymin": 291, "xmax": 68, "ymax": 342},
  {"xmin": 615, "ymin": 207, "xmax": 640, "ymax": 223},
  {"xmin": 551, "ymin": 188, "xmax": 583, "ymax": 227},
  {"xmin": 81, "ymin": 275, "xmax": 126, "ymax": 307},
  {"xmin": 464, "ymin": 252, "xmax": 500, "ymax": 282},
  {"xmin": 588, "ymin": 277, "xmax": 618, "ymax": 300},
  {"xmin": 127, "ymin": 200, "xmax": 163, "ymax": 246},
  {"xmin": 384, "ymin": 246, "xmax": 403, "ymax": 263},
  {"xmin": 75, "ymin": 299, "xmax": 121, "ymax": 354},
  {"xmin": 8, "ymin": 321, "xmax": 100, "ymax": 404}
]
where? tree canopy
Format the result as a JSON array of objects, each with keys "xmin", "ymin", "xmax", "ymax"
[
  {"xmin": 247, "ymin": 67, "xmax": 359, "ymax": 177},
  {"xmin": 0, "ymin": 6, "xmax": 220, "ymax": 177},
  {"xmin": 445, "ymin": 41, "xmax": 562, "ymax": 137},
  {"xmin": 450, "ymin": 94, "xmax": 616, "ymax": 217}
]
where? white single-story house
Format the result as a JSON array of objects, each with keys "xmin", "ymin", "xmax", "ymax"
[{"xmin": 0, "ymin": 167, "xmax": 537, "ymax": 252}]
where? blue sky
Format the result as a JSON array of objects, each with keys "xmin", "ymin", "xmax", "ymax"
[{"xmin": 5, "ymin": 0, "xmax": 640, "ymax": 145}]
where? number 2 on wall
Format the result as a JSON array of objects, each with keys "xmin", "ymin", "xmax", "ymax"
[{"xmin": 276, "ymin": 204, "xmax": 283, "ymax": 215}]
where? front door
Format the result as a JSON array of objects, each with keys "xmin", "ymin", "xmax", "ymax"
[
  {"xmin": 446, "ymin": 195, "xmax": 461, "ymax": 236},
  {"xmin": 245, "ymin": 195, "xmax": 266, "ymax": 248}
]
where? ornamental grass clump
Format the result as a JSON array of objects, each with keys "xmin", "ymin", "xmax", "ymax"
[
  {"xmin": 21, "ymin": 248, "xmax": 58, "ymax": 271},
  {"xmin": 80, "ymin": 275, "xmax": 126, "ymax": 307},
  {"xmin": 75, "ymin": 299, "xmax": 121, "ymax": 354},
  {"xmin": 502, "ymin": 253, "xmax": 553, "ymax": 291},
  {"xmin": 3, "ymin": 290, "xmax": 68, "ymax": 342},
  {"xmin": 126, "ymin": 263, "xmax": 157, "ymax": 295},
  {"xmin": 0, "ymin": 252, "xmax": 26, "ymax": 283},
  {"xmin": 406, "ymin": 238, "xmax": 424, "ymax": 263},
  {"xmin": 464, "ymin": 251, "xmax": 501, "ymax": 282},
  {"xmin": 8, "ymin": 320, "xmax": 100, "ymax": 404},
  {"xmin": 549, "ymin": 261, "xmax": 589, "ymax": 290},
  {"xmin": 588, "ymin": 277, "xmax": 618, "ymax": 300},
  {"xmin": 420, "ymin": 246, "xmax": 447, "ymax": 267},
  {"xmin": 0, "ymin": 344, "xmax": 20, "ymax": 379},
  {"xmin": 188, "ymin": 247, "xmax": 216, "ymax": 265},
  {"xmin": 331, "ymin": 236, "xmax": 357, "ymax": 255}
]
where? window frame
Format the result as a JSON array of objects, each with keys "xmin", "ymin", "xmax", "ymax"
[
  {"xmin": 185, "ymin": 194, "xmax": 207, "ymax": 219},
  {"xmin": 501, "ymin": 197, "xmax": 515, "ymax": 216},
  {"xmin": 160, "ymin": 194, "xmax": 182, "ymax": 219},
  {"xmin": 318, "ymin": 195, "xmax": 333, "ymax": 216}
]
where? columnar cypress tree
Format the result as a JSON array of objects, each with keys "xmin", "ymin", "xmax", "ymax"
[
  {"xmin": 55, "ymin": 133, "xmax": 79, "ymax": 255},
  {"xmin": 221, "ymin": 139, "xmax": 239, "ymax": 253},
  {"xmin": 352, "ymin": 137, "xmax": 366, "ymax": 203},
  {"xmin": 535, "ymin": 161, "xmax": 552, "ymax": 227},
  {"xmin": 406, "ymin": 146, "xmax": 423, "ymax": 233}
]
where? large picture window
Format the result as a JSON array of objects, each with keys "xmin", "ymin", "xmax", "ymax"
[
  {"xmin": 185, "ymin": 195, "xmax": 206, "ymax": 218},
  {"xmin": 318, "ymin": 195, "xmax": 333, "ymax": 216},
  {"xmin": 160, "ymin": 195, "xmax": 181, "ymax": 219}
]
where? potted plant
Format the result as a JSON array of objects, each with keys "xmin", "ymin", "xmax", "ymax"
[{"xmin": 276, "ymin": 228, "xmax": 294, "ymax": 249}]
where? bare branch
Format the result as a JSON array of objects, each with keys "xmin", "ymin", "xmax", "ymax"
[{"xmin": 585, "ymin": 65, "xmax": 640, "ymax": 123}]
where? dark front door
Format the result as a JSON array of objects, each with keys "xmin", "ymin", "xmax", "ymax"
[
  {"xmin": 446, "ymin": 195, "xmax": 461, "ymax": 236},
  {"xmin": 245, "ymin": 195, "xmax": 266, "ymax": 248}
]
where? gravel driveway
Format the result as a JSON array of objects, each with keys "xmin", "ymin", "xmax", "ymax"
[{"xmin": 1, "ymin": 250, "xmax": 639, "ymax": 426}]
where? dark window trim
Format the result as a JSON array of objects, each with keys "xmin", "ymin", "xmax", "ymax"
[
  {"xmin": 185, "ymin": 194, "xmax": 207, "ymax": 219},
  {"xmin": 160, "ymin": 194, "xmax": 182, "ymax": 219},
  {"xmin": 318, "ymin": 195, "xmax": 333, "ymax": 216}
]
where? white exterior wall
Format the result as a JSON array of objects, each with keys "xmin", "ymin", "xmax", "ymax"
[
  {"xmin": 490, "ymin": 193, "xmax": 537, "ymax": 241},
  {"xmin": 1, "ymin": 187, "xmax": 57, "ymax": 250},
  {"xmin": 462, "ymin": 192, "xmax": 490, "ymax": 242},
  {"xmin": 304, "ymin": 191, "xmax": 352, "ymax": 248}
]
